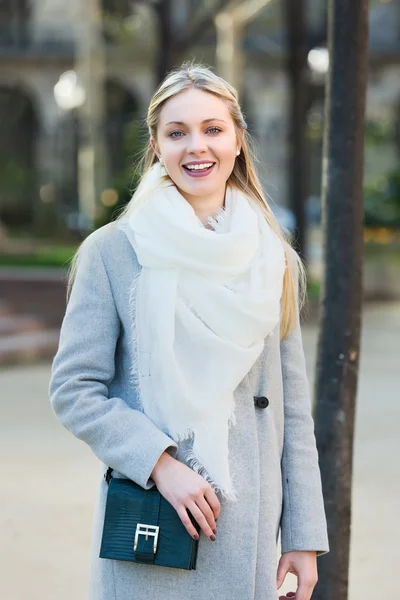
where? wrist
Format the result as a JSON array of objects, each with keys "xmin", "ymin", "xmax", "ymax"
[{"xmin": 151, "ymin": 450, "xmax": 175, "ymax": 482}]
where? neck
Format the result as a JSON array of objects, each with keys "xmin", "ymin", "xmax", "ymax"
[{"xmin": 177, "ymin": 185, "xmax": 226, "ymax": 226}]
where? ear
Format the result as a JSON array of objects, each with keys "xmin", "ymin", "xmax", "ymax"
[
  {"xmin": 236, "ymin": 128, "xmax": 245, "ymax": 155},
  {"xmin": 150, "ymin": 137, "xmax": 159, "ymax": 157}
]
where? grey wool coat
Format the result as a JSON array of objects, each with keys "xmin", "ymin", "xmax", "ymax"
[{"xmin": 49, "ymin": 220, "xmax": 329, "ymax": 600}]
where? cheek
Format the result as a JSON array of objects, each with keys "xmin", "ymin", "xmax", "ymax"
[
  {"xmin": 215, "ymin": 139, "xmax": 237, "ymax": 166},
  {"xmin": 163, "ymin": 145, "xmax": 183, "ymax": 169}
]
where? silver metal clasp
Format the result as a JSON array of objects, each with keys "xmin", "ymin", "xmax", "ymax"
[{"xmin": 133, "ymin": 523, "xmax": 160, "ymax": 554}]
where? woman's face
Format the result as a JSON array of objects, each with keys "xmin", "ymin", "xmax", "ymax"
[{"xmin": 152, "ymin": 88, "xmax": 240, "ymax": 205}]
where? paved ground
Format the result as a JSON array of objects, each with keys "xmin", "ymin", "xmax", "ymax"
[{"xmin": 1, "ymin": 303, "xmax": 399, "ymax": 600}]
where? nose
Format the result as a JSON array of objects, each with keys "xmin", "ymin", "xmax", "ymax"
[{"xmin": 186, "ymin": 133, "xmax": 208, "ymax": 155}]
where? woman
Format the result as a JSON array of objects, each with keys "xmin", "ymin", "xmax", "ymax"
[{"xmin": 49, "ymin": 63, "xmax": 329, "ymax": 600}]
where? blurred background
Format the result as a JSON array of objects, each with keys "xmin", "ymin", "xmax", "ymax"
[{"xmin": 0, "ymin": 1, "xmax": 399, "ymax": 599}]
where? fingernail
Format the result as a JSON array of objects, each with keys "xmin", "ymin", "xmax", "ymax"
[
  {"xmin": 212, "ymin": 528, "xmax": 217, "ymax": 534},
  {"xmin": 210, "ymin": 534, "xmax": 216, "ymax": 541},
  {"xmin": 193, "ymin": 533, "xmax": 199, "ymax": 540}
]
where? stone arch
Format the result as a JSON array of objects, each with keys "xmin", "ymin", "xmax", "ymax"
[{"xmin": 0, "ymin": 84, "xmax": 38, "ymax": 228}]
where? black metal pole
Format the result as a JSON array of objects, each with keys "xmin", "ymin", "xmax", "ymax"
[
  {"xmin": 282, "ymin": 0, "xmax": 308, "ymax": 260},
  {"xmin": 313, "ymin": 1, "xmax": 368, "ymax": 599}
]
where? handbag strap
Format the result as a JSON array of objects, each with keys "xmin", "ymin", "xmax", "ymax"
[
  {"xmin": 134, "ymin": 490, "xmax": 161, "ymax": 562},
  {"xmin": 104, "ymin": 467, "xmax": 113, "ymax": 485}
]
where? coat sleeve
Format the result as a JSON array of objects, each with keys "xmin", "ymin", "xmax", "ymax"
[
  {"xmin": 48, "ymin": 235, "xmax": 178, "ymax": 489},
  {"xmin": 279, "ymin": 251, "xmax": 329, "ymax": 556}
]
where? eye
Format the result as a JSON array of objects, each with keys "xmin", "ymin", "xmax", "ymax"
[
  {"xmin": 168, "ymin": 131, "xmax": 184, "ymax": 139},
  {"xmin": 207, "ymin": 127, "xmax": 222, "ymax": 134}
]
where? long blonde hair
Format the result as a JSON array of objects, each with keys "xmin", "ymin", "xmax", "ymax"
[{"xmin": 68, "ymin": 62, "xmax": 306, "ymax": 340}]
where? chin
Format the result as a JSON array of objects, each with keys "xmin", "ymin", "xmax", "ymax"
[
  {"xmin": 175, "ymin": 176, "xmax": 209, "ymax": 190},
  {"xmin": 182, "ymin": 184, "xmax": 218, "ymax": 198}
]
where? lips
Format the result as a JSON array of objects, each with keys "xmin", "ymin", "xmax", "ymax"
[{"xmin": 182, "ymin": 162, "xmax": 216, "ymax": 178}]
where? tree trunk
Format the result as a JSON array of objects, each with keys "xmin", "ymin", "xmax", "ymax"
[
  {"xmin": 154, "ymin": 0, "xmax": 175, "ymax": 83},
  {"xmin": 313, "ymin": 1, "xmax": 368, "ymax": 599},
  {"xmin": 153, "ymin": 0, "xmax": 233, "ymax": 85},
  {"xmin": 282, "ymin": 0, "xmax": 308, "ymax": 260},
  {"xmin": 76, "ymin": 0, "xmax": 107, "ymax": 232},
  {"xmin": 215, "ymin": 11, "xmax": 244, "ymax": 95}
]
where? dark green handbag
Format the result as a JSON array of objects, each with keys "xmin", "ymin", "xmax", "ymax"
[{"xmin": 99, "ymin": 468, "xmax": 200, "ymax": 570}]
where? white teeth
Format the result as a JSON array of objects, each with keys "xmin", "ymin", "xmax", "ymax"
[{"xmin": 185, "ymin": 163, "xmax": 213, "ymax": 171}]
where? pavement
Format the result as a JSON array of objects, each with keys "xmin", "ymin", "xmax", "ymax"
[
  {"xmin": 0, "ymin": 267, "xmax": 65, "ymax": 281},
  {"xmin": 0, "ymin": 302, "xmax": 399, "ymax": 600}
]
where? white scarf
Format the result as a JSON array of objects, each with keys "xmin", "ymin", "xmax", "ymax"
[{"xmin": 120, "ymin": 169, "xmax": 286, "ymax": 500}]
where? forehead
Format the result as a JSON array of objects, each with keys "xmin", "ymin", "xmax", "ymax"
[{"xmin": 158, "ymin": 88, "xmax": 233, "ymax": 127}]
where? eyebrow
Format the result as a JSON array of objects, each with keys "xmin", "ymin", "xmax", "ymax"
[{"xmin": 165, "ymin": 118, "xmax": 227, "ymax": 126}]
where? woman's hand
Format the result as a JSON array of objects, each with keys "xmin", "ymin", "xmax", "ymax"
[
  {"xmin": 277, "ymin": 550, "xmax": 318, "ymax": 600},
  {"xmin": 151, "ymin": 451, "xmax": 221, "ymax": 542}
]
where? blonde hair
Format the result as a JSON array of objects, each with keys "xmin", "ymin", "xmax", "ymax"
[{"xmin": 68, "ymin": 62, "xmax": 306, "ymax": 340}]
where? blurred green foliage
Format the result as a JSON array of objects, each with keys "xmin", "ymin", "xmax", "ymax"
[
  {"xmin": 0, "ymin": 245, "xmax": 77, "ymax": 268},
  {"xmin": 364, "ymin": 119, "xmax": 395, "ymax": 147},
  {"xmin": 364, "ymin": 168, "xmax": 400, "ymax": 228},
  {"xmin": 95, "ymin": 119, "xmax": 146, "ymax": 228},
  {"xmin": 0, "ymin": 158, "xmax": 36, "ymax": 226}
]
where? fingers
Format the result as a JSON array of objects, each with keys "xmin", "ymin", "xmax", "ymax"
[
  {"xmin": 276, "ymin": 555, "xmax": 290, "ymax": 590},
  {"xmin": 295, "ymin": 574, "xmax": 318, "ymax": 600},
  {"xmin": 187, "ymin": 501, "xmax": 216, "ymax": 541},
  {"xmin": 175, "ymin": 505, "xmax": 200, "ymax": 540},
  {"xmin": 185, "ymin": 482, "xmax": 220, "ymax": 540},
  {"xmin": 204, "ymin": 485, "xmax": 221, "ymax": 521},
  {"xmin": 194, "ymin": 495, "xmax": 217, "ymax": 533},
  {"xmin": 155, "ymin": 459, "xmax": 221, "ymax": 542},
  {"xmin": 174, "ymin": 483, "xmax": 220, "ymax": 542}
]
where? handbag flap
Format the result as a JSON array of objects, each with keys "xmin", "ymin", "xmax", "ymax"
[{"xmin": 99, "ymin": 477, "xmax": 200, "ymax": 570}]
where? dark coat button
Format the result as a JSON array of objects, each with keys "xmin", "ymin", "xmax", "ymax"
[{"xmin": 254, "ymin": 396, "xmax": 269, "ymax": 409}]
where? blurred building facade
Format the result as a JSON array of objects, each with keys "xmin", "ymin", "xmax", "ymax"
[
  {"xmin": 0, "ymin": 0, "xmax": 154, "ymax": 234},
  {"xmin": 1, "ymin": 0, "xmax": 400, "ymax": 236}
]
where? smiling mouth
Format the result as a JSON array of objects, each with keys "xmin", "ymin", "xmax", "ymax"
[{"xmin": 182, "ymin": 162, "xmax": 216, "ymax": 176}]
